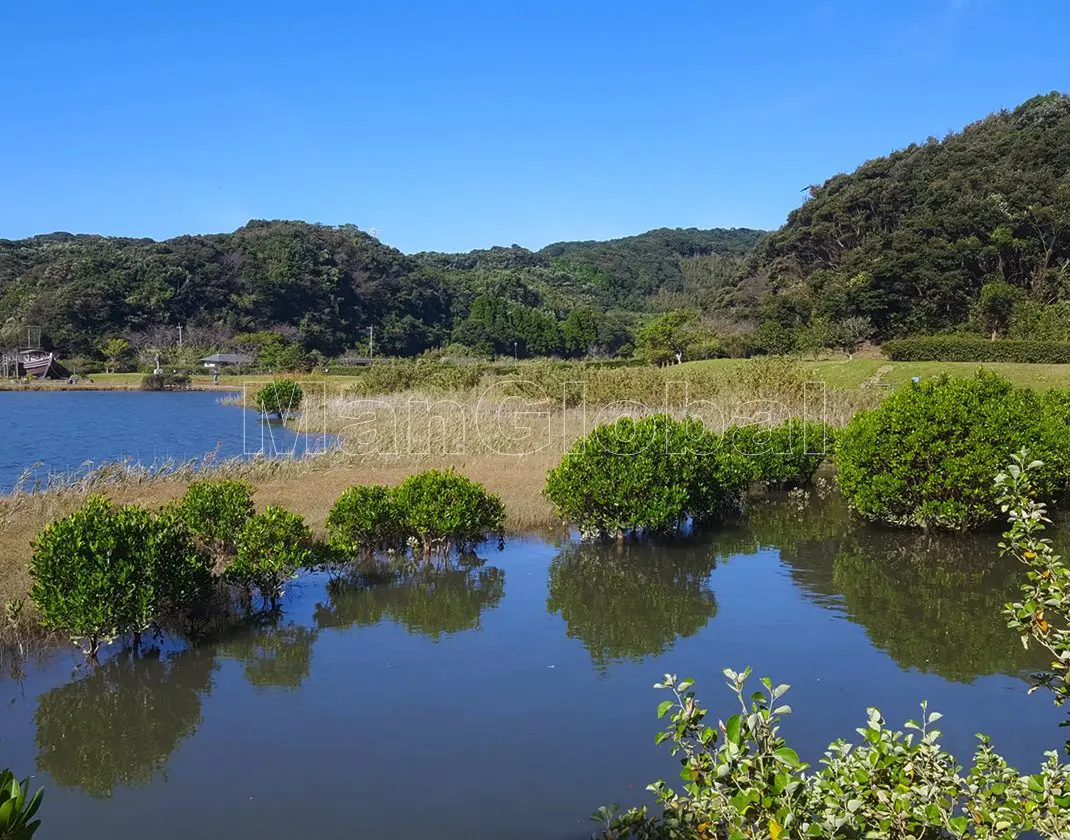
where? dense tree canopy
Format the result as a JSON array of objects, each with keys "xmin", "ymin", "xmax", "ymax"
[
  {"xmin": 737, "ymin": 92, "xmax": 1070, "ymax": 340},
  {"xmin": 0, "ymin": 221, "xmax": 760, "ymax": 361}
]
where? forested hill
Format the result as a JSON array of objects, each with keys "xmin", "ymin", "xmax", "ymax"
[
  {"xmin": 416, "ymin": 227, "xmax": 762, "ymax": 311},
  {"xmin": 0, "ymin": 221, "xmax": 761, "ymax": 358},
  {"xmin": 738, "ymin": 91, "xmax": 1070, "ymax": 340}
]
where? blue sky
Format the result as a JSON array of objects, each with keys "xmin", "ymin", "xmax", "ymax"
[{"xmin": 1, "ymin": 0, "xmax": 1066, "ymax": 253}]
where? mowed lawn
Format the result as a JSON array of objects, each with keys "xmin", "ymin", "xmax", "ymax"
[{"xmin": 682, "ymin": 357, "xmax": 1070, "ymax": 391}]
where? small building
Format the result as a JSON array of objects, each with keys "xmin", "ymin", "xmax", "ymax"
[{"xmin": 199, "ymin": 353, "xmax": 254, "ymax": 369}]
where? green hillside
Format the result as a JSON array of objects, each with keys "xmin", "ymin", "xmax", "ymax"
[
  {"xmin": 0, "ymin": 222, "xmax": 760, "ymax": 361},
  {"xmin": 737, "ymin": 92, "xmax": 1070, "ymax": 341}
]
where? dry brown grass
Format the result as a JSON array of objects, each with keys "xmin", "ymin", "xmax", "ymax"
[{"xmin": 0, "ymin": 452, "xmax": 565, "ymax": 610}]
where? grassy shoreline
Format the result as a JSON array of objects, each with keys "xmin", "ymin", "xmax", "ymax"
[
  {"xmin": 7, "ymin": 358, "xmax": 1070, "ymax": 394},
  {"xmin": 6, "ymin": 355, "xmax": 1070, "ymax": 622},
  {"xmin": 0, "ymin": 452, "xmax": 568, "ymax": 610}
]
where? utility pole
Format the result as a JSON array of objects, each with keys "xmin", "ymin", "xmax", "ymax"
[
  {"xmin": 178, "ymin": 324, "xmax": 183, "ymax": 348},
  {"xmin": 368, "ymin": 326, "xmax": 374, "ymax": 360}
]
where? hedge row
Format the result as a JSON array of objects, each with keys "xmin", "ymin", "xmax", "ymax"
[{"xmin": 882, "ymin": 336, "xmax": 1070, "ymax": 363}]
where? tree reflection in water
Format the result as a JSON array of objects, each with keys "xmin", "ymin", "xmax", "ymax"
[
  {"xmin": 829, "ymin": 530, "xmax": 1048, "ymax": 683},
  {"xmin": 314, "ymin": 555, "xmax": 505, "ymax": 640},
  {"xmin": 546, "ymin": 538, "xmax": 720, "ymax": 670},
  {"xmin": 34, "ymin": 647, "xmax": 216, "ymax": 798},
  {"xmin": 763, "ymin": 495, "xmax": 1053, "ymax": 683},
  {"xmin": 216, "ymin": 612, "xmax": 318, "ymax": 691}
]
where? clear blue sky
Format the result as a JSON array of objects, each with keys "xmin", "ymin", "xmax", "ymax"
[{"xmin": 1, "ymin": 0, "xmax": 1066, "ymax": 253}]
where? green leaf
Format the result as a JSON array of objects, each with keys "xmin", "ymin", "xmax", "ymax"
[
  {"xmin": 0, "ymin": 798, "xmax": 14, "ymax": 827},
  {"xmin": 657, "ymin": 700, "xmax": 673, "ymax": 719},
  {"xmin": 772, "ymin": 747, "xmax": 801, "ymax": 767},
  {"xmin": 724, "ymin": 714, "xmax": 742, "ymax": 745}
]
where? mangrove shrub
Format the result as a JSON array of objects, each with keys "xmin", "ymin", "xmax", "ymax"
[
  {"xmin": 29, "ymin": 496, "xmax": 210, "ymax": 657},
  {"xmin": 836, "ymin": 372, "xmax": 1070, "ymax": 530},
  {"xmin": 597, "ymin": 670, "xmax": 1070, "ymax": 839},
  {"xmin": 544, "ymin": 414, "xmax": 752, "ymax": 539},
  {"xmin": 0, "ymin": 768, "xmax": 43, "ymax": 839},
  {"xmin": 392, "ymin": 469, "xmax": 505, "ymax": 556},
  {"xmin": 325, "ymin": 484, "xmax": 406, "ymax": 559},
  {"xmin": 178, "ymin": 478, "xmax": 255, "ymax": 560},
  {"xmin": 998, "ymin": 451, "xmax": 1070, "ymax": 744},
  {"xmin": 254, "ymin": 379, "xmax": 303, "ymax": 418},
  {"xmin": 225, "ymin": 506, "xmax": 313, "ymax": 608}
]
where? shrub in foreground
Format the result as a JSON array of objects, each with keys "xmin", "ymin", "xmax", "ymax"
[
  {"xmin": 596, "ymin": 670, "xmax": 1070, "ymax": 839},
  {"xmin": 29, "ymin": 496, "xmax": 210, "ymax": 657},
  {"xmin": 254, "ymin": 378, "xmax": 304, "ymax": 418},
  {"xmin": 836, "ymin": 372, "xmax": 1070, "ymax": 530},
  {"xmin": 225, "ymin": 506, "xmax": 313, "ymax": 608},
  {"xmin": 325, "ymin": 484, "xmax": 406, "ymax": 560},
  {"xmin": 0, "ymin": 768, "xmax": 43, "ymax": 839},
  {"xmin": 393, "ymin": 469, "xmax": 505, "ymax": 556},
  {"xmin": 178, "ymin": 479, "xmax": 256, "ymax": 561},
  {"xmin": 730, "ymin": 420, "xmax": 832, "ymax": 489},
  {"xmin": 544, "ymin": 415, "xmax": 752, "ymax": 539},
  {"xmin": 998, "ymin": 452, "xmax": 1070, "ymax": 743}
]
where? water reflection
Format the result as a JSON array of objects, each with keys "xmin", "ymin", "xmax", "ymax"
[
  {"xmin": 34, "ymin": 648, "xmax": 215, "ymax": 798},
  {"xmin": 764, "ymin": 497, "xmax": 1050, "ymax": 682},
  {"xmin": 546, "ymin": 539, "xmax": 718, "ymax": 669},
  {"xmin": 314, "ymin": 558, "xmax": 506, "ymax": 640},
  {"xmin": 217, "ymin": 614, "xmax": 318, "ymax": 691},
  {"xmin": 831, "ymin": 530, "xmax": 1046, "ymax": 682}
]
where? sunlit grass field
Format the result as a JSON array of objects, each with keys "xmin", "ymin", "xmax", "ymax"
[{"xmin": 7, "ymin": 358, "xmax": 1070, "ymax": 393}]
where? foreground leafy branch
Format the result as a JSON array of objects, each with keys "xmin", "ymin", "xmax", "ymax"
[
  {"xmin": 0, "ymin": 768, "xmax": 43, "ymax": 839},
  {"xmin": 596, "ymin": 671, "xmax": 1070, "ymax": 839},
  {"xmin": 996, "ymin": 451, "xmax": 1070, "ymax": 723}
]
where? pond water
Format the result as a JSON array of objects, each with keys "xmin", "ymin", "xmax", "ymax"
[
  {"xmin": 0, "ymin": 496, "xmax": 1063, "ymax": 840},
  {"xmin": 0, "ymin": 390, "xmax": 332, "ymax": 491}
]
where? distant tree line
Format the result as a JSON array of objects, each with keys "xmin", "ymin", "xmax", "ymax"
[{"xmin": 0, "ymin": 221, "xmax": 760, "ymax": 368}]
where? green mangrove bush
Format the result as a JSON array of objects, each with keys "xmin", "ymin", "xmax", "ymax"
[
  {"xmin": 0, "ymin": 768, "xmax": 43, "ymax": 839},
  {"xmin": 393, "ymin": 469, "xmax": 505, "ymax": 556},
  {"xmin": 225, "ymin": 506, "xmax": 313, "ymax": 608},
  {"xmin": 29, "ymin": 495, "xmax": 210, "ymax": 658},
  {"xmin": 729, "ymin": 420, "xmax": 832, "ymax": 489},
  {"xmin": 254, "ymin": 378, "xmax": 304, "ymax": 418},
  {"xmin": 177, "ymin": 478, "xmax": 256, "ymax": 561},
  {"xmin": 325, "ymin": 484, "xmax": 406, "ymax": 561},
  {"xmin": 544, "ymin": 414, "xmax": 752, "ymax": 539},
  {"xmin": 836, "ymin": 372, "xmax": 1070, "ymax": 530}
]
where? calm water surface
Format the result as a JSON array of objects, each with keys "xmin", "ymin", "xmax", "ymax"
[
  {"xmin": 0, "ymin": 390, "xmax": 330, "ymax": 490},
  {"xmin": 0, "ymin": 498, "xmax": 1062, "ymax": 840}
]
